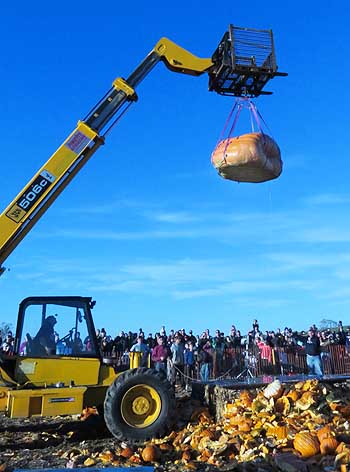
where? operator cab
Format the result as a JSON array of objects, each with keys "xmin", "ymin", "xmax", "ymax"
[
  {"xmin": 0, "ymin": 297, "xmax": 104, "ymax": 388},
  {"xmin": 14, "ymin": 296, "xmax": 99, "ymax": 358}
]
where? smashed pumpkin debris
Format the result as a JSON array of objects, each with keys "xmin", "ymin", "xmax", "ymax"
[{"xmin": 2, "ymin": 379, "xmax": 350, "ymax": 471}]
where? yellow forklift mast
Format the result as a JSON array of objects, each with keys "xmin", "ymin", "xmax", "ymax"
[{"xmin": 0, "ymin": 25, "xmax": 286, "ymax": 275}]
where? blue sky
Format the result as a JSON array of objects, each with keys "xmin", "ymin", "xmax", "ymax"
[{"xmin": 1, "ymin": 1, "xmax": 349, "ymax": 338}]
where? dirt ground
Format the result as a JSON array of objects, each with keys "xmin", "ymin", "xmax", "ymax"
[
  {"xmin": 0, "ymin": 413, "xmax": 111, "ymax": 470},
  {"xmin": 0, "ymin": 400, "xmax": 269, "ymax": 472},
  {"xmin": 1, "ymin": 382, "xmax": 348, "ymax": 472},
  {"xmin": 0, "ymin": 409, "xmax": 243, "ymax": 472}
]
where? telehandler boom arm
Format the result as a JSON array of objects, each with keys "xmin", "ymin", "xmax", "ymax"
[{"xmin": 0, "ymin": 26, "xmax": 286, "ymax": 274}]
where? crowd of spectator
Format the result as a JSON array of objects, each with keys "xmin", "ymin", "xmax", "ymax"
[
  {"xmin": 2, "ymin": 319, "xmax": 350, "ymax": 384},
  {"xmin": 0, "ymin": 330, "xmax": 14, "ymax": 355},
  {"xmin": 92, "ymin": 319, "xmax": 350, "ymax": 383}
]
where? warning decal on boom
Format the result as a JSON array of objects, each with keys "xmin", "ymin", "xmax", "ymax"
[{"xmin": 6, "ymin": 170, "xmax": 56, "ymax": 223}]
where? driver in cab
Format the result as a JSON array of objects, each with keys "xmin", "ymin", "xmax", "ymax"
[{"xmin": 33, "ymin": 315, "xmax": 57, "ymax": 355}]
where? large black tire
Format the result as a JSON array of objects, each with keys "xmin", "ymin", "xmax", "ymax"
[{"xmin": 104, "ymin": 367, "xmax": 175, "ymax": 443}]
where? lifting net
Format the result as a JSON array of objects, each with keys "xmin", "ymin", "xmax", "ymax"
[{"xmin": 211, "ymin": 98, "xmax": 282, "ymax": 183}]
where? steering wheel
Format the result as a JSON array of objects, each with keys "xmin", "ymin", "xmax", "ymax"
[{"xmin": 58, "ymin": 328, "xmax": 74, "ymax": 344}]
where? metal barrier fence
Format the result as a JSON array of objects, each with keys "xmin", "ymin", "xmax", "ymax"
[
  {"xmin": 214, "ymin": 345, "xmax": 350, "ymax": 379},
  {"xmin": 109, "ymin": 344, "xmax": 350, "ymax": 380}
]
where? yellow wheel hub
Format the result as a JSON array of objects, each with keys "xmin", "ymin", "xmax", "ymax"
[{"xmin": 121, "ymin": 384, "xmax": 161, "ymax": 428}]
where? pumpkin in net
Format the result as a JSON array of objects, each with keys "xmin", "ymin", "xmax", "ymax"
[
  {"xmin": 293, "ymin": 432, "xmax": 320, "ymax": 458},
  {"xmin": 211, "ymin": 132, "xmax": 282, "ymax": 183}
]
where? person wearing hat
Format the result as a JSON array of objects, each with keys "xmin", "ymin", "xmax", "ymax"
[
  {"xmin": 130, "ymin": 335, "xmax": 150, "ymax": 367},
  {"xmin": 33, "ymin": 315, "xmax": 57, "ymax": 355}
]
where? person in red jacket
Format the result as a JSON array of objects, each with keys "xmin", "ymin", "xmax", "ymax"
[{"xmin": 151, "ymin": 336, "xmax": 169, "ymax": 374}]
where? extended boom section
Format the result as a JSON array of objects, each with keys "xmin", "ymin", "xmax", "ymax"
[{"xmin": 0, "ymin": 123, "xmax": 104, "ymax": 273}]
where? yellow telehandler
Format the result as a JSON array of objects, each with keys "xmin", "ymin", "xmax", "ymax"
[
  {"xmin": 0, "ymin": 25, "xmax": 285, "ymax": 442},
  {"xmin": 0, "ymin": 295, "xmax": 175, "ymax": 443}
]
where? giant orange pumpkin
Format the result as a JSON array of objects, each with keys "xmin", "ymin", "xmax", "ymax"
[{"xmin": 211, "ymin": 132, "xmax": 282, "ymax": 183}]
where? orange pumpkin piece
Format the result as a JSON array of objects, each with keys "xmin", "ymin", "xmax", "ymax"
[
  {"xmin": 301, "ymin": 379, "xmax": 318, "ymax": 391},
  {"xmin": 99, "ymin": 450, "xmax": 115, "ymax": 462},
  {"xmin": 182, "ymin": 449, "xmax": 192, "ymax": 462},
  {"xmin": 317, "ymin": 425, "xmax": 334, "ymax": 442},
  {"xmin": 198, "ymin": 450, "xmax": 211, "ymax": 462},
  {"xmin": 273, "ymin": 425, "xmax": 289, "ymax": 440},
  {"xmin": 275, "ymin": 396, "xmax": 291, "ymax": 415},
  {"xmin": 80, "ymin": 406, "xmax": 98, "ymax": 420},
  {"xmin": 209, "ymin": 457, "xmax": 220, "ymax": 466},
  {"xmin": 335, "ymin": 449, "xmax": 350, "ymax": 466},
  {"xmin": 199, "ymin": 410, "xmax": 213, "ymax": 424},
  {"xmin": 120, "ymin": 446, "xmax": 134, "ymax": 459},
  {"xmin": 173, "ymin": 431, "xmax": 187, "ymax": 447},
  {"xmin": 320, "ymin": 436, "xmax": 339, "ymax": 455},
  {"xmin": 200, "ymin": 428, "xmax": 217, "ymax": 440},
  {"xmin": 293, "ymin": 432, "xmax": 320, "ymax": 458},
  {"xmin": 159, "ymin": 443, "xmax": 173, "ymax": 452},
  {"xmin": 141, "ymin": 445, "xmax": 159, "ymax": 463},
  {"xmin": 239, "ymin": 390, "xmax": 253, "ymax": 408},
  {"xmin": 238, "ymin": 418, "xmax": 252, "ymax": 432},
  {"xmin": 295, "ymin": 392, "xmax": 317, "ymax": 411},
  {"xmin": 329, "ymin": 401, "xmax": 341, "ymax": 411},
  {"xmin": 339, "ymin": 404, "xmax": 350, "ymax": 417},
  {"xmin": 336, "ymin": 442, "xmax": 350, "ymax": 454},
  {"xmin": 129, "ymin": 454, "xmax": 142, "ymax": 464},
  {"xmin": 286, "ymin": 390, "xmax": 300, "ymax": 402}
]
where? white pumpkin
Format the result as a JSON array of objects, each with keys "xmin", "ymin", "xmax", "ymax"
[{"xmin": 263, "ymin": 379, "xmax": 283, "ymax": 399}]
